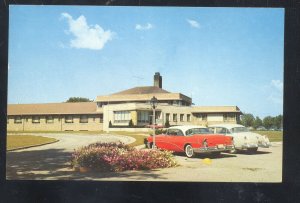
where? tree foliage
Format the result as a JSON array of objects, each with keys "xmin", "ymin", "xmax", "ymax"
[
  {"xmin": 241, "ymin": 113, "xmax": 282, "ymax": 130},
  {"xmin": 263, "ymin": 116, "xmax": 274, "ymax": 129},
  {"xmin": 66, "ymin": 97, "xmax": 92, "ymax": 102},
  {"xmin": 253, "ymin": 116, "xmax": 263, "ymax": 129},
  {"xmin": 240, "ymin": 113, "xmax": 255, "ymax": 127}
]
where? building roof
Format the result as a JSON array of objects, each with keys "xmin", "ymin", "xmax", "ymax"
[
  {"xmin": 96, "ymin": 92, "xmax": 192, "ymax": 103},
  {"xmin": 96, "ymin": 86, "xmax": 192, "ymax": 104},
  {"xmin": 191, "ymin": 106, "xmax": 241, "ymax": 113},
  {"xmin": 7, "ymin": 102, "xmax": 101, "ymax": 115},
  {"xmin": 111, "ymin": 86, "xmax": 170, "ymax": 95}
]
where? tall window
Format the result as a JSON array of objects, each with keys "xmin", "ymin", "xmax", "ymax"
[
  {"xmin": 32, "ymin": 116, "xmax": 40, "ymax": 124},
  {"xmin": 138, "ymin": 111, "xmax": 149, "ymax": 123},
  {"xmin": 46, "ymin": 116, "xmax": 54, "ymax": 123},
  {"xmin": 65, "ymin": 115, "xmax": 73, "ymax": 123},
  {"xmin": 187, "ymin": 114, "xmax": 191, "ymax": 122},
  {"xmin": 180, "ymin": 114, "xmax": 184, "ymax": 122},
  {"xmin": 173, "ymin": 114, "xmax": 177, "ymax": 122},
  {"xmin": 80, "ymin": 115, "xmax": 88, "ymax": 123},
  {"xmin": 114, "ymin": 111, "xmax": 131, "ymax": 123},
  {"xmin": 166, "ymin": 113, "xmax": 170, "ymax": 121}
]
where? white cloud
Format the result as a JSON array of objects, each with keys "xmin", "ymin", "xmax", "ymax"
[
  {"xmin": 187, "ymin": 19, "xmax": 200, "ymax": 28},
  {"xmin": 268, "ymin": 80, "xmax": 283, "ymax": 104},
  {"xmin": 61, "ymin": 12, "xmax": 114, "ymax": 50},
  {"xmin": 135, "ymin": 23, "xmax": 153, "ymax": 30},
  {"xmin": 8, "ymin": 64, "xmax": 10, "ymax": 70}
]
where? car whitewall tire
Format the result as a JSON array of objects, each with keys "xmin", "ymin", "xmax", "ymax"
[{"xmin": 185, "ymin": 144, "xmax": 194, "ymax": 158}]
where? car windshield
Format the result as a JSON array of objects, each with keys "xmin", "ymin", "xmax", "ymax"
[
  {"xmin": 231, "ymin": 127, "xmax": 249, "ymax": 133},
  {"xmin": 186, "ymin": 128, "xmax": 209, "ymax": 135}
]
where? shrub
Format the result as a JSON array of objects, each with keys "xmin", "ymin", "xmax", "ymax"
[
  {"xmin": 71, "ymin": 142, "xmax": 177, "ymax": 172},
  {"xmin": 128, "ymin": 119, "xmax": 134, "ymax": 127}
]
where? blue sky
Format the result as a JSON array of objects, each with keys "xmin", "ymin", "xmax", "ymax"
[{"xmin": 8, "ymin": 6, "xmax": 284, "ymax": 118}]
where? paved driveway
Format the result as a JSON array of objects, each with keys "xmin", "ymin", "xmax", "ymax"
[
  {"xmin": 7, "ymin": 133, "xmax": 282, "ymax": 182},
  {"xmin": 6, "ymin": 133, "xmax": 135, "ymax": 180}
]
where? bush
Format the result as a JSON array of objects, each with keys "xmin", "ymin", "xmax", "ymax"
[
  {"xmin": 128, "ymin": 119, "xmax": 134, "ymax": 127},
  {"xmin": 71, "ymin": 142, "xmax": 177, "ymax": 172}
]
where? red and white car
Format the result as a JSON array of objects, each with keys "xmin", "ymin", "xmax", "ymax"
[{"xmin": 145, "ymin": 125, "xmax": 234, "ymax": 158}]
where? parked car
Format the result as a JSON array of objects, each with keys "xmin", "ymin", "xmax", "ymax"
[
  {"xmin": 145, "ymin": 125, "xmax": 234, "ymax": 158},
  {"xmin": 208, "ymin": 124, "xmax": 271, "ymax": 153}
]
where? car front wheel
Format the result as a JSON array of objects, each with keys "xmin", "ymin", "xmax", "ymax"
[{"xmin": 185, "ymin": 144, "xmax": 194, "ymax": 158}]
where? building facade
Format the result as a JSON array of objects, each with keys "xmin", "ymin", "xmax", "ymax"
[{"xmin": 7, "ymin": 73, "xmax": 242, "ymax": 132}]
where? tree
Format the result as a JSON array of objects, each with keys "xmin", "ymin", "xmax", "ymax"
[
  {"xmin": 263, "ymin": 116, "xmax": 273, "ymax": 129},
  {"xmin": 240, "ymin": 113, "xmax": 255, "ymax": 127},
  {"xmin": 253, "ymin": 116, "xmax": 263, "ymax": 129},
  {"xmin": 66, "ymin": 97, "xmax": 92, "ymax": 102},
  {"xmin": 274, "ymin": 115, "xmax": 283, "ymax": 129}
]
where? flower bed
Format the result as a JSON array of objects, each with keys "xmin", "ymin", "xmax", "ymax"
[{"xmin": 71, "ymin": 142, "xmax": 177, "ymax": 172}]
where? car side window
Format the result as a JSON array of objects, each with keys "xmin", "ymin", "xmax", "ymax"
[
  {"xmin": 186, "ymin": 129, "xmax": 192, "ymax": 136},
  {"xmin": 216, "ymin": 127, "xmax": 227, "ymax": 134},
  {"xmin": 226, "ymin": 129, "xmax": 231, "ymax": 134},
  {"xmin": 167, "ymin": 129, "xmax": 184, "ymax": 136},
  {"xmin": 166, "ymin": 129, "xmax": 174, "ymax": 135},
  {"xmin": 208, "ymin": 127, "xmax": 215, "ymax": 134},
  {"xmin": 176, "ymin": 129, "xmax": 184, "ymax": 136}
]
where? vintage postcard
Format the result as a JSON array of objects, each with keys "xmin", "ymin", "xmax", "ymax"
[{"xmin": 6, "ymin": 6, "xmax": 284, "ymax": 182}]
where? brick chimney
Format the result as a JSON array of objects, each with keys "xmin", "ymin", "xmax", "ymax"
[{"xmin": 154, "ymin": 72, "xmax": 162, "ymax": 88}]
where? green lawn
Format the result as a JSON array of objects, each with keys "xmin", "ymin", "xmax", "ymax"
[
  {"xmin": 8, "ymin": 130, "xmax": 104, "ymax": 134},
  {"xmin": 110, "ymin": 131, "xmax": 149, "ymax": 147},
  {"xmin": 253, "ymin": 131, "xmax": 283, "ymax": 142},
  {"xmin": 8, "ymin": 130, "xmax": 149, "ymax": 147},
  {"xmin": 7, "ymin": 135, "xmax": 57, "ymax": 150}
]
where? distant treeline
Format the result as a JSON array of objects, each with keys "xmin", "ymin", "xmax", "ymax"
[
  {"xmin": 65, "ymin": 97, "xmax": 93, "ymax": 102},
  {"xmin": 239, "ymin": 113, "xmax": 282, "ymax": 129}
]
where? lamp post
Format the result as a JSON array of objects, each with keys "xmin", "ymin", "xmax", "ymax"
[{"xmin": 150, "ymin": 96, "xmax": 158, "ymax": 148}]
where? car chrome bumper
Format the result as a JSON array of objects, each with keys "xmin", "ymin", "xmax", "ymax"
[
  {"xmin": 194, "ymin": 145, "xmax": 235, "ymax": 153},
  {"xmin": 258, "ymin": 142, "xmax": 272, "ymax": 148},
  {"xmin": 241, "ymin": 143, "xmax": 258, "ymax": 149}
]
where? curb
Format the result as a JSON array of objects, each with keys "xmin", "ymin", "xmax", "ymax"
[{"xmin": 7, "ymin": 139, "xmax": 59, "ymax": 152}]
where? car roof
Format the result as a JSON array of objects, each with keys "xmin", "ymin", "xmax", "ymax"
[
  {"xmin": 208, "ymin": 123, "xmax": 245, "ymax": 129},
  {"xmin": 168, "ymin": 125, "xmax": 207, "ymax": 133}
]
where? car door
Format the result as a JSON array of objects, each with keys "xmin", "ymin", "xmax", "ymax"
[
  {"xmin": 168, "ymin": 129, "xmax": 185, "ymax": 152},
  {"xmin": 155, "ymin": 131, "xmax": 170, "ymax": 149}
]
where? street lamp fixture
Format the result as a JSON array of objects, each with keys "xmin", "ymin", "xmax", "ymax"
[{"xmin": 150, "ymin": 96, "xmax": 158, "ymax": 148}]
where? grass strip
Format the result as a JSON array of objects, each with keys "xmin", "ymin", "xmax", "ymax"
[
  {"xmin": 253, "ymin": 131, "xmax": 283, "ymax": 142},
  {"xmin": 7, "ymin": 135, "xmax": 57, "ymax": 151}
]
